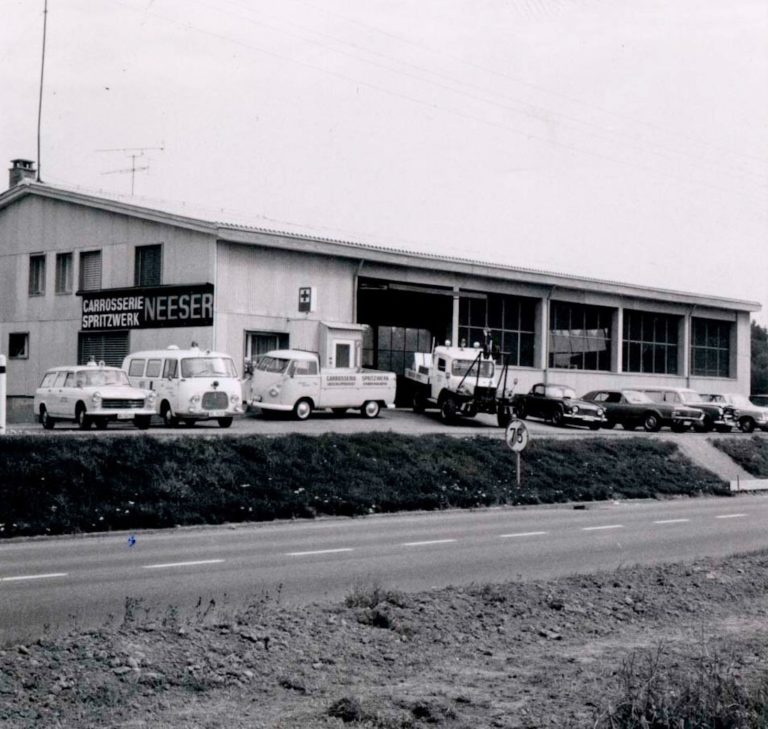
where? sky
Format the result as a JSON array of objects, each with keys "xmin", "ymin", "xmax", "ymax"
[{"xmin": 2, "ymin": 0, "xmax": 767, "ymax": 320}]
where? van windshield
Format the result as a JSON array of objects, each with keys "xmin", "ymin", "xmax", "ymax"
[
  {"xmin": 180, "ymin": 357, "xmax": 237, "ymax": 378},
  {"xmin": 254, "ymin": 356, "xmax": 290, "ymax": 374},
  {"xmin": 452, "ymin": 359, "xmax": 494, "ymax": 378}
]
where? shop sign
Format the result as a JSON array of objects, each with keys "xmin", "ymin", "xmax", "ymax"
[{"xmin": 80, "ymin": 284, "xmax": 214, "ymax": 331}]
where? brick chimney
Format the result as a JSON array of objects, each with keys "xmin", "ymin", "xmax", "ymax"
[{"xmin": 9, "ymin": 159, "xmax": 36, "ymax": 188}]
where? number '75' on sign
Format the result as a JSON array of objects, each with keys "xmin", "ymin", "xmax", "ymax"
[{"xmin": 505, "ymin": 420, "xmax": 529, "ymax": 452}]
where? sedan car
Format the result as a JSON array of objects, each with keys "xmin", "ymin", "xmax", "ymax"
[
  {"xmin": 582, "ymin": 389, "xmax": 704, "ymax": 432},
  {"xmin": 512, "ymin": 383, "xmax": 606, "ymax": 429},
  {"xmin": 703, "ymin": 393, "xmax": 768, "ymax": 433},
  {"xmin": 34, "ymin": 362, "xmax": 157, "ymax": 430},
  {"xmin": 640, "ymin": 387, "xmax": 735, "ymax": 433}
]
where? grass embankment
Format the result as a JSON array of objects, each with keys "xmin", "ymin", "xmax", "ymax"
[
  {"xmin": 713, "ymin": 436, "xmax": 768, "ymax": 477},
  {"xmin": 0, "ymin": 434, "xmax": 726, "ymax": 538}
]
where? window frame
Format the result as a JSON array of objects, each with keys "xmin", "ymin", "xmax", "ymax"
[
  {"xmin": 134, "ymin": 244, "xmax": 163, "ymax": 287},
  {"xmin": 28, "ymin": 254, "xmax": 46, "ymax": 296},
  {"xmin": 55, "ymin": 252, "xmax": 74, "ymax": 295},
  {"xmin": 8, "ymin": 332, "xmax": 30, "ymax": 359}
]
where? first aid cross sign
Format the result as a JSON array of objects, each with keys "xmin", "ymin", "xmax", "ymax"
[{"xmin": 298, "ymin": 287, "xmax": 312, "ymax": 313}]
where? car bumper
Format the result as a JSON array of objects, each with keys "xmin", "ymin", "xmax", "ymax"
[
  {"xmin": 563, "ymin": 414, "xmax": 605, "ymax": 426},
  {"xmin": 91, "ymin": 407, "xmax": 157, "ymax": 420}
]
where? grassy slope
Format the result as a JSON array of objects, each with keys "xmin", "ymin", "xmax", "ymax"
[
  {"xmin": 0, "ymin": 434, "xmax": 726, "ymax": 538},
  {"xmin": 713, "ymin": 436, "xmax": 768, "ymax": 477}
]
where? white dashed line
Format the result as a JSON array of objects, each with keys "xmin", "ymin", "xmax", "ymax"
[
  {"xmin": 0, "ymin": 572, "xmax": 68, "ymax": 582},
  {"xmin": 142, "ymin": 559, "xmax": 225, "ymax": 569},
  {"xmin": 715, "ymin": 513, "xmax": 747, "ymax": 520},
  {"xmin": 582, "ymin": 524, "xmax": 624, "ymax": 531},
  {"xmin": 401, "ymin": 539, "xmax": 457, "ymax": 547},
  {"xmin": 653, "ymin": 519, "xmax": 691, "ymax": 525},
  {"xmin": 499, "ymin": 531, "xmax": 549, "ymax": 539},
  {"xmin": 286, "ymin": 548, "xmax": 354, "ymax": 557}
]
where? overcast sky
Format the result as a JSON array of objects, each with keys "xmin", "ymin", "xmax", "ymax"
[{"xmin": 2, "ymin": 0, "xmax": 767, "ymax": 320}]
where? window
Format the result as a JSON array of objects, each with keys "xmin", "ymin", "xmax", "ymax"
[
  {"xmin": 162, "ymin": 359, "xmax": 178, "ymax": 379},
  {"xmin": 77, "ymin": 331, "xmax": 129, "ymax": 367},
  {"xmin": 622, "ymin": 311, "xmax": 679, "ymax": 374},
  {"xmin": 40, "ymin": 372, "xmax": 58, "ymax": 388},
  {"xmin": 128, "ymin": 359, "xmax": 146, "ymax": 377},
  {"xmin": 691, "ymin": 318, "xmax": 731, "ymax": 378},
  {"xmin": 145, "ymin": 358, "xmax": 162, "ymax": 378},
  {"xmin": 79, "ymin": 250, "xmax": 102, "ymax": 291},
  {"xmin": 29, "ymin": 254, "xmax": 46, "ymax": 296},
  {"xmin": 549, "ymin": 301, "xmax": 612, "ymax": 371},
  {"xmin": 55, "ymin": 252, "xmax": 73, "ymax": 294},
  {"xmin": 459, "ymin": 293, "xmax": 536, "ymax": 367},
  {"xmin": 334, "ymin": 342, "xmax": 352, "ymax": 368},
  {"xmin": 288, "ymin": 359, "xmax": 318, "ymax": 376},
  {"xmin": 9, "ymin": 332, "xmax": 29, "ymax": 359},
  {"xmin": 134, "ymin": 244, "xmax": 162, "ymax": 286},
  {"xmin": 375, "ymin": 326, "xmax": 432, "ymax": 375}
]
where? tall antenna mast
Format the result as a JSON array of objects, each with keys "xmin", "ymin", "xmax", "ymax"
[
  {"xmin": 36, "ymin": 0, "xmax": 49, "ymax": 182},
  {"xmin": 97, "ymin": 146, "xmax": 165, "ymax": 195}
]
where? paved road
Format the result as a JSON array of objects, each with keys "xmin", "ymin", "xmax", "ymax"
[{"xmin": 2, "ymin": 495, "xmax": 767, "ymax": 643}]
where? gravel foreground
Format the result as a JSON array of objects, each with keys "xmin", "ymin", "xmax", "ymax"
[{"xmin": 4, "ymin": 551, "xmax": 768, "ymax": 728}]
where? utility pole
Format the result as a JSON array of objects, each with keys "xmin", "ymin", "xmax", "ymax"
[
  {"xmin": 97, "ymin": 146, "xmax": 164, "ymax": 195},
  {"xmin": 36, "ymin": 0, "xmax": 49, "ymax": 182}
]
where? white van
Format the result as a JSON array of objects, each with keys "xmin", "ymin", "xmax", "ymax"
[{"xmin": 123, "ymin": 345, "xmax": 244, "ymax": 428}]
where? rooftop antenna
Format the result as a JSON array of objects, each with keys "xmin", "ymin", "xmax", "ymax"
[
  {"xmin": 36, "ymin": 0, "xmax": 49, "ymax": 182},
  {"xmin": 96, "ymin": 145, "xmax": 164, "ymax": 195}
]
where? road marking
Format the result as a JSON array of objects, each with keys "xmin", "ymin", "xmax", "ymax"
[
  {"xmin": 653, "ymin": 518, "xmax": 691, "ymax": 525},
  {"xmin": 715, "ymin": 513, "xmax": 747, "ymax": 519},
  {"xmin": 401, "ymin": 539, "xmax": 457, "ymax": 547},
  {"xmin": 0, "ymin": 572, "xmax": 68, "ymax": 582},
  {"xmin": 142, "ymin": 559, "xmax": 225, "ymax": 569},
  {"xmin": 286, "ymin": 548, "xmax": 354, "ymax": 557},
  {"xmin": 582, "ymin": 524, "xmax": 624, "ymax": 531},
  {"xmin": 499, "ymin": 531, "xmax": 549, "ymax": 538}
]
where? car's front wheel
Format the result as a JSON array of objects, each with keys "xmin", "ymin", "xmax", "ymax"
[
  {"xmin": 293, "ymin": 398, "xmax": 313, "ymax": 421},
  {"xmin": 40, "ymin": 406, "xmax": 55, "ymax": 430},
  {"xmin": 552, "ymin": 408, "xmax": 564, "ymax": 427},
  {"xmin": 161, "ymin": 402, "xmax": 179, "ymax": 428},
  {"xmin": 643, "ymin": 413, "xmax": 661, "ymax": 432},
  {"xmin": 75, "ymin": 403, "xmax": 91, "ymax": 430},
  {"xmin": 739, "ymin": 417, "xmax": 756, "ymax": 433}
]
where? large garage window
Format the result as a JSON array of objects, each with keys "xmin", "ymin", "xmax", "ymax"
[
  {"xmin": 549, "ymin": 301, "xmax": 612, "ymax": 370},
  {"xmin": 623, "ymin": 311, "xmax": 679, "ymax": 374},
  {"xmin": 691, "ymin": 318, "xmax": 731, "ymax": 378},
  {"xmin": 375, "ymin": 326, "xmax": 432, "ymax": 374},
  {"xmin": 459, "ymin": 293, "xmax": 536, "ymax": 367},
  {"xmin": 77, "ymin": 331, "xmax": 129, "ymax": 367}
]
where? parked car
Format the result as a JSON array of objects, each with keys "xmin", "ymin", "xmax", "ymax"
[
  {"xmin": 640, "ymin": 387, "xmax": 735, "ymax": 432},
  {"xmin": 34, "ymin": 361, "xmax": 157, "ymax": 430},
  {"xmin": 512, "ymin": 383, "xmax": 606, "ymax": 429},
  {"xmin": 582, "ymin": 389, "xmax": 704, "ymax": 432},
  {"xmin": 703, "ymin": 393, "xmax": 768, "ymax": 433}
]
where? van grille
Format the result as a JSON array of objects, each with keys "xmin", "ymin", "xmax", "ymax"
[
  {"xmin": 202, "ymin": 391, "xmax": 228, "ymax": 410},
  {"xmin": 102, "ymin": 398, "xmax": 145, "ymax": 409}
]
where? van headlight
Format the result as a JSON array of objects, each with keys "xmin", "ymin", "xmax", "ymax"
[
  {"xmin": 190, "ymin": 394, "xmax": 201, "ymax": 405},
  {"xmin": 230, "ymin": 394, "xmax": 240, "ymax": 405},
  {"xmin": 269, "ymin": 386, "xmax": 281, "ymax": 397},
  {"xmin": 91, "ymin": 392, "xmax": 102, "ymax": 407}
]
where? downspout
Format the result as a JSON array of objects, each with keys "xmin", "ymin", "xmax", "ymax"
[
  {"xmin": 212, "ymin": 238, "xmax": 218, "ymax": 350},
  {"xmin": 543, "ymin": 286, "xmax": 555, "ymax": 386},
  {"xmin": 686, "ymin": 304, "xmax": 696, "ymax": 388}
]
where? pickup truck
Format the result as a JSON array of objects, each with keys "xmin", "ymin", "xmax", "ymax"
[{"xmin": 249, "ymin": 349, "xmax": 397, "ymax": 420}]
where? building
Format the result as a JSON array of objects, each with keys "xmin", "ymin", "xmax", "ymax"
[{"xmin": 0, "ymin": 159, "xmax": 760, "ymax": 415}]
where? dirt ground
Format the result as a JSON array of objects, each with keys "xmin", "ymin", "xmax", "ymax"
[{"xmin": 3, "ymin": 550, "xmax": 768, "ymax": 728}]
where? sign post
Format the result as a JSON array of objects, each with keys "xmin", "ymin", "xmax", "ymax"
[
  {"xmin": 504, "ymin": 418, "xmax": 529, "ymax": 487},
  {"xmin": 0, "ymin": 354, "xmax": 6, "ymax": 436}
]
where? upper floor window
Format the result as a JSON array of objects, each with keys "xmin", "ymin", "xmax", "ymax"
[
  {"xmin": 549, "ymin": 301, "xmax": 612, "ymax": 371},
  {"xmin": 28, "ymin": 254, "xmax": 46, "ymax": 296},
  {"xmin": 691, "ymin": 318, "xmax": 731, "ymax": 378},
  {"xmin": 134, "ymin": 244, "xmax": 162, "ymax": 287},
  {"xmin": 79, "ymin": 250, "xmax": 102, "ymax": 291},
  {"xmin": 623, "ymin": 311, "xmax": 679, "ymax": 375},
  {"xmin": 55, "ymin": 252, "xmax": 73, "ymax": 294}
]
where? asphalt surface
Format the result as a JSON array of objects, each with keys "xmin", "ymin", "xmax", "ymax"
[{"xmin": 2, "ymin": 495, "xmax": 767, "ymax": 643}]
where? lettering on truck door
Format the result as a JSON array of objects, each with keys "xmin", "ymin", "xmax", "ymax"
[{"xmin": 284, "ymin": 359, "xmax": 321, "ymax": 408}]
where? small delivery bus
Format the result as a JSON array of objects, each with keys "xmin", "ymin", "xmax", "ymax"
[{"xmin": 123, "ymin": 345, "xmax": 244, "ymax": 428}]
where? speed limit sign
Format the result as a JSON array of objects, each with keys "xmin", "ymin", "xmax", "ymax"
[{"xmin": 505, "ymin": 419, "xmax": 529, "ymax": 452}]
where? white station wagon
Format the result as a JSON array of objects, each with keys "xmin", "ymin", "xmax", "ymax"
[{"xmin": 34, "ymin": 361, "xmax": 157, "ymax": 430}]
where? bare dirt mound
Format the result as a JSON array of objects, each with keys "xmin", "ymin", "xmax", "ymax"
[{"xmin": 3, "ymin": 551, "xmax": 768, "ymax": 728}]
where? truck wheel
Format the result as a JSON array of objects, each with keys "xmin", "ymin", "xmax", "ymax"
[
  {"xmin": 497, "ymin": 406, "xmax": 512, "ymax": 429},
  {"xmin": 134, "ymin": 415, "xmax": 152, "ymax": 430},
  {"xmin": 40, "ymin": 406, "xmax": 56, "ymax": 430},
  {"xmin": 513, "ymin": 402, "xmax": 526, "ymax": 419},
  {"xmin": 217, "ymin": 417, "xmax": 233, "ymax": 428},
  {"xmin": 161, "ymin": 402, "xmax": 180, "ymax": 428},
  {"xmin": 361, "ymin": 400, "xmax": 380, "ymax": 419},
  {"xmin": 642, "ymin": 413, "xmax": 661, "ymax": 432},
  {"xmin": 602, "ymin": 421, "xmax": 616, "ymax": 430},
  {"xmin": 739, "ymin": 417, "xmax": 756, "ymax": 433},
  {"xmin": 293, "ymin": 398, "xmax": 313, "ymax": 421},
  {"xmin": 75, "ymin": 403, "xmax": 91, "ymax": 430},
  {"xmin": 440, "ymin": 397, "xmax": 458, "ymax": 424},
  {"xmin": 412, "ymin": 392, "xmax": 426, "ymax": 414}
]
